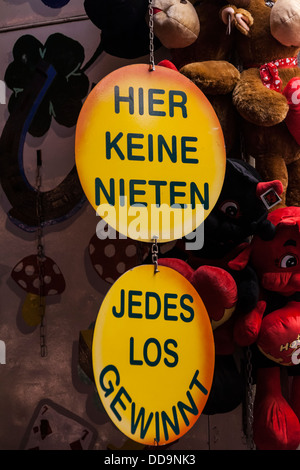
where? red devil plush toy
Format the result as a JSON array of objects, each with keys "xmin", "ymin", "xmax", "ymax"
[{"xmin": 229, "ymin": 206, "xmax": 300, "ymax": 450}]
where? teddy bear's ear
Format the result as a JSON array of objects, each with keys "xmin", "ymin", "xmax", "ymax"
[
  {"xmin": 152, "ymin": 0, "xmax": 200, "ymax": 49},
  {"xmin": 270, "ymin": 0, "xmax": 300, "ymax": 47}
]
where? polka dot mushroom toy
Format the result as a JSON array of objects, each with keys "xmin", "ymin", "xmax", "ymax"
[
  {"xmin": 11, "ymin": 254, "xmax": 66, "ymax": 327},
  {"xmin": 89, "ymin": 226, "xmax": 150, "ymax": 285}
]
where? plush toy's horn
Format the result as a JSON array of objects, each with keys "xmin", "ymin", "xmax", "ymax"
[
  {"xmin": 228, "ymin": 243, "xmax": 252, "ymax": 271},
  {"xmin": 256, "ymin": 180, "xmax": 283, "ymax": 198}
]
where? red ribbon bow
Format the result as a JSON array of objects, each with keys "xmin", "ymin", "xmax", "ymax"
[{"xmin": 260, "ymin": 57, "xmax": 298, "ymax": 92}]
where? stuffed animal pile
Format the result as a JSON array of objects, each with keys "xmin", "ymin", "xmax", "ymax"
[{"xmin": 223, "ymin": 0, "xmax": 300, "ymax": 207}]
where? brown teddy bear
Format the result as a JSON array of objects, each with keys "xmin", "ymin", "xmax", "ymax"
[
  {"xmin": 159, "ymin": 0, "xmax": 253, "ymax": 156},
  {"xmin": 222, "ymin": 0, "xmax": 300, "ymax": 207}
]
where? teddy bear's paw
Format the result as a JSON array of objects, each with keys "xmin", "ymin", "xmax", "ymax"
[
  {"xmin": 233, "ymin": 70, "xmax": 289, "ymax": 126},
  {"xmin": 220, "ymin": 5, "xmax": 253, "ymax": 36},
  {"xmin": 234, "ymin": 8, "xmax": 254, "ymax": 36},
  {"xmin": 180, "ymin": 60, "xmax": 240, "ymax": 94}
]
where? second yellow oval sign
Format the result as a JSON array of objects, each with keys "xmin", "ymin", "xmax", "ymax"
[
  {"xmin": 92, "ymin": 265, "xmax": 215, "ymax": 446},
  {"xmin": 75, "ymin": 64, "xmax": 226, "ymax": 243}
]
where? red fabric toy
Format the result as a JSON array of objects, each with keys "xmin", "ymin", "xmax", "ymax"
[
  {"xmin": 229, "ymin": 206, "xmax": 300, "ymax": 450},
  {"xmin": 158, "ymin": 258, "xmax": 238, "ymax": 328}
]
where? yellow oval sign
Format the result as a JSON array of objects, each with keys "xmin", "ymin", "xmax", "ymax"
[
  {"xmin": 75, "ymin": 64, "xmax": 225, "ymax": 243},
  {"xmin": 92, "ymin": 264, "xmax": 215, "ymax": 446}
]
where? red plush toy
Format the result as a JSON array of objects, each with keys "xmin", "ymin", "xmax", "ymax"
[
  {"xmin": 229, "ymin": 206, "xmax": 300, "ymax": 450},
  {"xmin": 158, "ymin": 258, "xmax": 238, "ymax": 330}
]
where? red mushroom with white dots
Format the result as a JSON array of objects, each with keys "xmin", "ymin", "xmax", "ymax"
[
  {"xmin": 89, "ymin": 227, "xmax": 150, "ymax": 285},
  {"xmin": 11, "ymin": 254, "xmax": 65, "ymax": 326}
]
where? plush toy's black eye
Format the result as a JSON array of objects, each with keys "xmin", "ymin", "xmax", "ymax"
[
  {"xmin": 219, "ymin": 201, "xmax": 240, "ymax": 218},
  {"xmin": 265, "ymin": 1, "xmax": 275, "ymax": 8},
  {"xmin": 280, "ymin": 254, "xmax": 298, "ymax": 268}
]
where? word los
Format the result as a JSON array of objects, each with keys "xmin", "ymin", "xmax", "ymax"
[
  {"xmin": 99, "ymin": 364, "xmax": 208, "ymax": 443},
  {"xmin": 0, "ymin": 340, "xmax": 6, "ymax": 364},
  {"xmin": 129, "ymin": 337, "xmax": 178, "ymax": 368}
]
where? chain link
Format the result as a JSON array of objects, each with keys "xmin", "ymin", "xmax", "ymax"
[
  {"xmin": 151, "ymin": 237, "xmax": 159, "ymax": 273},
  {"xmin": 148, "ymin": 0, "xmax": 155, "ymax": 71},
  {"xmin": 245, "ymin": 346, "xmax": 255, "ymax": 449},
  {"xmin": 36, "ymin": 150, "xmax": 47, "ymax": 357}
]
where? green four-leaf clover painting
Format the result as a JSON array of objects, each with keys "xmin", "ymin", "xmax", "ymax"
[{"xmin": 5, "ymin": 33, "xmax": 89, "ymax": 137}]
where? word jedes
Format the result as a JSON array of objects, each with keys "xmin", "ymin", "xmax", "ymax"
[
  {"xmin": 92, "ymin": 265, "xmax": 214, "ymax": 446},
  {"xmin": 112, "ymin": 289, "xmax": 195, "ymax": 322}
]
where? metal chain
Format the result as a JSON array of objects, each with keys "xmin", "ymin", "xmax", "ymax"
[
  {"xmin": 245, "ymin": 346, "xmax": 254, "ymax": 449},
  {"xmin": 151, "ymin": 237, "xmax": 159, "ymax": 273},
  {"xmin": 148, "ymin": 0, "xmax": 155, "ymax": 71},
  {"xmin": 36, "ymin": 149, "xmax": 47, "ymax": 358}
]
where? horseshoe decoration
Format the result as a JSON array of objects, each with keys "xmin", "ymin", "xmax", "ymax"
[{"xmin": 0, "ymin": 60, "xmax": 85, "ymax": 232}]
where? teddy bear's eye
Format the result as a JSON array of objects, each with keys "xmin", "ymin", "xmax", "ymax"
[
  {"xmin": 265, "ymin": 1, "xmax": 275, "ymax": 7},
  {"xmin": 280, "ymin": 254, "xmax": 298, "ymax": 268}
]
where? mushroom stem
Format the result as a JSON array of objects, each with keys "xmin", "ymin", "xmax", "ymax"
[{"xmin": 22, "ymin": 293, "xmax": 46, "ymax": 327}]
